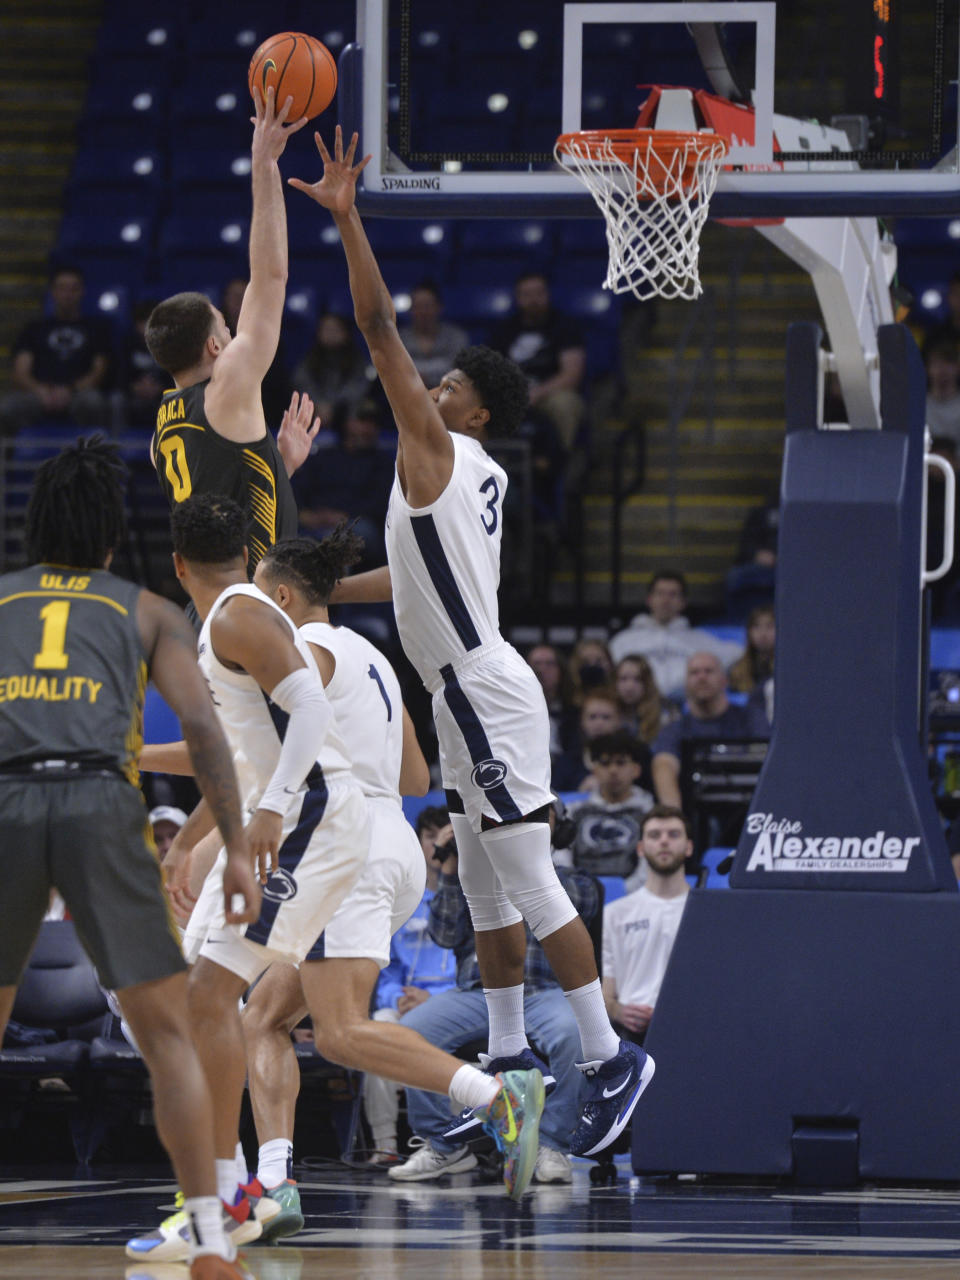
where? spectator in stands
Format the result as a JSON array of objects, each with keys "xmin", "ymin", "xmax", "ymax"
[
  {"xmin": 567, "ymin": 637, "xmax": 615, "ymax": 707},
  {"xmin": 925, "ymin": 340, "xmax": 960, "ymax": 444},
  {"xmin": 148, "ymin": 805, "xmax": 187, "ymax": 859},
  {"xmin": 923, "ymin": 270, "xmax": 960, "ymax": 357},
  {"xmin": 725, "ymin": 493, "xmax": 779, "ymax": 622},
  {"xmin": 221, "ymin": 275, "xmax": 292, "ymax": 428},
  {"xmin": 609, "ymin": 571, "xmax": 743, "ymax": 701},
  {"xmin": 293, "ymin": 398, "xmax": 394, "ymax": 565},
  {"xmin": 363, "ymin": 806, "xmax": 459, "ymax": 1165},
  {"xmin": 651, "ymin": 652, "xmax": 770, "ymax": 808},
  {"xmin": 388, "ymin": 823, "xmax": 594, "ymax": 1186},
  {"xmin": 116, "ymin": 299, "xmax": 167, "ymax": 429},
  {"xmin": 398, "ymin": 281, "xmax": 470, "ymax": 389},
  {"xmin": 601, "ymin": 805, "xmax": 691, "ymax": 1045},
  {"xmin": 0, "ymin": 266, "xmax": 111, "ymax": 434},
  {"xmin": 614, "ymin": 654, "xmax": 671, "ymax": 744},
  {"xmin": 556, "ymin": 730, "xmax": 654, "ymax": 890},
  {"xmin": 489, "ymin": 271, "xmax": 586, "ymax": 450},
  {"xmin": 727, "ymin": 604, "xmax": 776, "ymax": 693},
  {"xmin": 293, "ymin": 310, "xmax": 372, "ymax": 426},
  {"xmin": 552, "ymin": 686, "xmax": 628, "ymax": 792},
  {"xmin": 526, "ymin": 643, "xmax": 579, "ymax": 762}
]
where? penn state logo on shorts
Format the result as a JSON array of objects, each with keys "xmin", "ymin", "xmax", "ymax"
[
  {"xmin": 262, "ymin": 868, "xmax": 299, "ymax": 903},
  {"xmin": 471, "ymin": 758, "xmax": 509, "ymax": 790}
]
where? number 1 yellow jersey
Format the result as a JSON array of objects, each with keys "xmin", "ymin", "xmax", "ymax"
[{"xmin": 0, "ymin": 565, "xmax": 147, "ymax": 784}]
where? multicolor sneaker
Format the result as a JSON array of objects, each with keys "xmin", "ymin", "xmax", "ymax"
[
  {"xmin": 569, "ymin": 1040, "xmax": 656, "ymax": 1157},
  {"xmin": 239, "ymin": 1175, "xmax": 282, "ymax": 1230},
  {"xmin": 124, "ymin": 1191, "xmax": 262, "ymax": 1263},
  {"xmin": 257, "ymin": 1179, "xmax": 304, "ymax": 1241},
  {"xmin": 478, "ymin": 1068, "xmax": 545, "ymax": 1200},
  {"xmin": 441, "ymin": 1048, "xmax": 555, "ymax": 1144}
]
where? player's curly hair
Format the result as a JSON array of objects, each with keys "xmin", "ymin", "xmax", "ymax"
[
  {"xmin": 145, "ymin": 292, "xmax": 216, "ymax": 376},
  {"xmin": 26, "ymin": 434, "xmax": 127, "ymax": 568},
  {"xmin": 257, "ymin": 523, "xmax": 365, "ymax": 606},
  {"xmin": 453, "ymin": 345, "xmax": 529, "ymax": 438},
  {"xmin": 170, "ymin": 494, "xmax": 248, "ymax": 565}
]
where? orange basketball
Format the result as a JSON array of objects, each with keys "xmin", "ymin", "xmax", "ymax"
[{"xmin": 247, "ymin": 32, "xmax": 337, "ymax": 122}]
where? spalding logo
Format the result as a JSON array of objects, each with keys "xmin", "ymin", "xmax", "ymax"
[
  {"xmin": 262, "ymin": 868, "xmax": 298, "ymax": 902},
  {"xmin": 471, "ymin": 758, "xmax": 508, "ymax": 790}
]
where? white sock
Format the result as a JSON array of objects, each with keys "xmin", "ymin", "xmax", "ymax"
[
  {"xmin": 184, "ymin": 1195, "xmax": 234, "ymax": 1261},
  {"xmin": 234, "ymin": 1141, "xmax": 248, "ymax": 1188},
  {"xmin": 564, "ymin": 978, "xmax": 621, "ymax": 1063},
  {"xmin": 257, "ymin": 1137, "xmax": 293, "ymax": 1188},
  {"xmin": 483, "ymin": 983, "xmax": 529, "ymax": 1059},
  {"xmin": 449, "ymin": 1063, "xmax": 500, "ymax": 1111},
  {"xmin": 215, "ymin": 1159, "xmax": 238, "ymax": 1205}
]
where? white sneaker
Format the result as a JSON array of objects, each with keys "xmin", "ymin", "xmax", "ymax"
[
  {"xmin": 533, "ymin": 1145, "xmax": 572, "ymax": 1184},
  {"xmin": 387, "ymin": 1138, "xmax": 478, "ymax": 1182}
]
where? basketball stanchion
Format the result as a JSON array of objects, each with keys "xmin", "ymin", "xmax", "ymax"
[{"xmin": 553, "ymin": 128, "xmax": 728, "ymax": 301}]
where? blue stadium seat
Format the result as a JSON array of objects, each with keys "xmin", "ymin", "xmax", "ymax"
[
  {"xmin": 170, "ymin": 148, "xmax": 251, "ymax": 211},
  {"xmin": 699, "ymin": 847, "xmax": 734, "ymax": 889},
  {"xmin": 556, "ymin": 219, "xmax": 610, "ymax": 260},
  {"xmin": 185, "ymin": 10, "xmax": 281, "ymax": 56},
  {"xmin": 143, "ymin": 684, "xmax": 181, "ymax": 744},
  {"xmin": 156, "ymin": 212, "xmax": 249, "ymax": 259},
  {"xmin": 84, "ymin": 77, "xmax": 167, "ymax": 123},
  {"xmin": 598, "ymin": 874, "xmax": 628, "ymax": 904},
  {"xmin": 458, "ymin": 219, "xmax": 555, "ymax": 260},
  {"xmin": 94, "ymin": 12, "xmax": 182, "ymax": 57},
  {"xmin": 442, "ymin": 283, "xmax": 515, "ymax": 327},
  {"xmin": 76, "ymin": 114, "xmax": 165, "ymax": 150},
  {"xmin": 65, "ymin": 147, "xmax": 164, "ymax": 218},
  {"xmin": 57, "ymin": 216, "xmax": 154, "ymax": 281}
]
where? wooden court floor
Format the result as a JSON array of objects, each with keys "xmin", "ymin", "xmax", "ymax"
[{"xmin": 4, "ymin": 1163, "xmax": 960, "ymax": 1279}]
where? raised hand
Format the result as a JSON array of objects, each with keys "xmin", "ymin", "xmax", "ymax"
[
  {"xmin": 277, "ymin": 389, "xmax": 321, "ymax": 477},
  {"xmin": 251, "ymin": 83, "xmax": 309, "ymax": 164},
  {"xmin": 288, "ymin": 125, "xmax": 371, "ymax": 214}
]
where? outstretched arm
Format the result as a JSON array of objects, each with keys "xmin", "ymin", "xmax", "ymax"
[
  {"xmin": 206, "ymin": 86, "xmax": 308, "ymax": 439},
  {"xmin": 289, "ymin": 128, "xmax": 454, "ymax": 505},
  {"xmin": 328, "ymin": 564, "xmax": 392, "ymax": 604}
]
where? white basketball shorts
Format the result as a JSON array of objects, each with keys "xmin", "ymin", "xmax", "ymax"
[
  {"xmin": 313, "ymin": 795, "xmax": 426, "ymax": 970},
  {"xmin": 195, "ymin": 779, "xmax": 370, "ymax": 986},
  {"xmin": 432, "ymin": 641, "xmax": 554, "ymax": 832}
]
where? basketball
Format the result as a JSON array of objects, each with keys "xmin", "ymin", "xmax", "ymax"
[{"xmin": 247, "ymin": 31, "xmax": 337, "ymax": 122}]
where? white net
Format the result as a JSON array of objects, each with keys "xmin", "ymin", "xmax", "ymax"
[{"xmin": 554, "ymin": 130, "xmax": 729, "ymax": 302}]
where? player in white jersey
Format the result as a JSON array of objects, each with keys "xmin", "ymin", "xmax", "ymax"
[{"xmin": 289, "ymin": 127, "xmax": 656, "ymax": 1158}]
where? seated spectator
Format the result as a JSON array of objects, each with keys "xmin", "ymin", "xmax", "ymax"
[
  {"xmin": 725, "ymin": 493, "xmax": 779, "ymax": 622},
  {"xmin": 526, "ymin": 643, "xmax": 579, "ymax": 761},
  {"xmin": 115, "ymin": 299, "xmax": 166, "ymax": 429},
  {"xmin": 651, "ymin": 652, "xmax": 770, "ymax": 808},
  {"xmin": 293, "ymin": 399, "xmax": 394, "ymax": 565},
  {"xmin": 558, "ymin": 730, "xmax": 654, "ymax": 889},
  {"xmin": 398, "ymin": 281, "xmax": 470, "ymax": 389},
  {"xmin": 388, "ymin": 823, "xmax": 596, "ymax": 1186},
  {"xmin": 609, "ymin": 572, "xmax": 743, "ymax": 700},
  {"xmin": 148, "ymin": 804, "xmax": 187, "ymax": 859},
  {"xmin": 293, "ymin": 310, "xmax": 373, "ymax": 426},
  {"xmin": 567, "ymin": 637, "xmax": 615, "ymax": 707},
  {"xmin": 221, "ymin": 276, "xmax": 292, "ymax": 428},
  {"xmin": 552, "ymin": 686, "xmax": 625, "ymax": 792},
  {"xmin": 614, "ymin": 653, "xmax": 673, "ymax": 744},
  {"xmin": 925, "ymin": 339, "xmax": 960, "ymax": 444},
  {"xmin": 363, "ymin": 806, "xmax": 460, "ymax": 1165},
  {"xmin": 489, "ymin": 271, "xmax": 586, "ymax": 451},
  {"xmin": 0, "ymin": 265, "xmax": 111, "ymax": 434},
  {"xmin": 727, "ymin": 604, "xmax": 775, "ymax": 693},
  {"xmin": 602, "ymin": 805, "xmax": 692, "ymax": 1045}
]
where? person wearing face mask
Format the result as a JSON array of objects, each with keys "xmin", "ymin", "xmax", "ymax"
[{"xmin": 566, "ymin": 638, "xmax": 615, "ymax": 708}]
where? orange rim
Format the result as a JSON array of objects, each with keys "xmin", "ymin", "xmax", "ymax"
[{"xmin": 555, "ymin": 128, "xmax": 728, "ymax": 195}]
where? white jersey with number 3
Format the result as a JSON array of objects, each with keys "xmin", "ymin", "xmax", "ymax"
[
  {"xmin": 385, "ymin": 432, "xmax": 508, "ymax": 690},
  {"xmin": 299, "ymin": 621, "xmax": 403, "ymax": 804}
]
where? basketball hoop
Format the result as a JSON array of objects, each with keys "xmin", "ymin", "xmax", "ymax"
[{"xmin": 554, "ymin": 128, "xmax": 729, "ymax": 302}]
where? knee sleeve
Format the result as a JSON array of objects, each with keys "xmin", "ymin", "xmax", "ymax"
[
  {"xmin": 479, "ymin": 823, "xmax": 578, "ymax": 941},
  {"xmin": 451, "ymin": 814, "xmax": 523, "ymax": 932}
]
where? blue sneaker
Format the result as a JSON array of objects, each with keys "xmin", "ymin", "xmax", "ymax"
[
  {"xmin": 442, "ymin": 1048, "xmax": 556, "ymax": 1143},
  {"xmin": 569, "ymin": 1040, "xmax": 656, "ymax": 1157},
  {"xmin": 478, "ymin": 1068, "xmax": 545, "ymax": 1200}
]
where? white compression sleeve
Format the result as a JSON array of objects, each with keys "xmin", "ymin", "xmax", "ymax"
[{"xmin": 258, "ymin": 667, "xmax": 332, "ymax": 814}]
